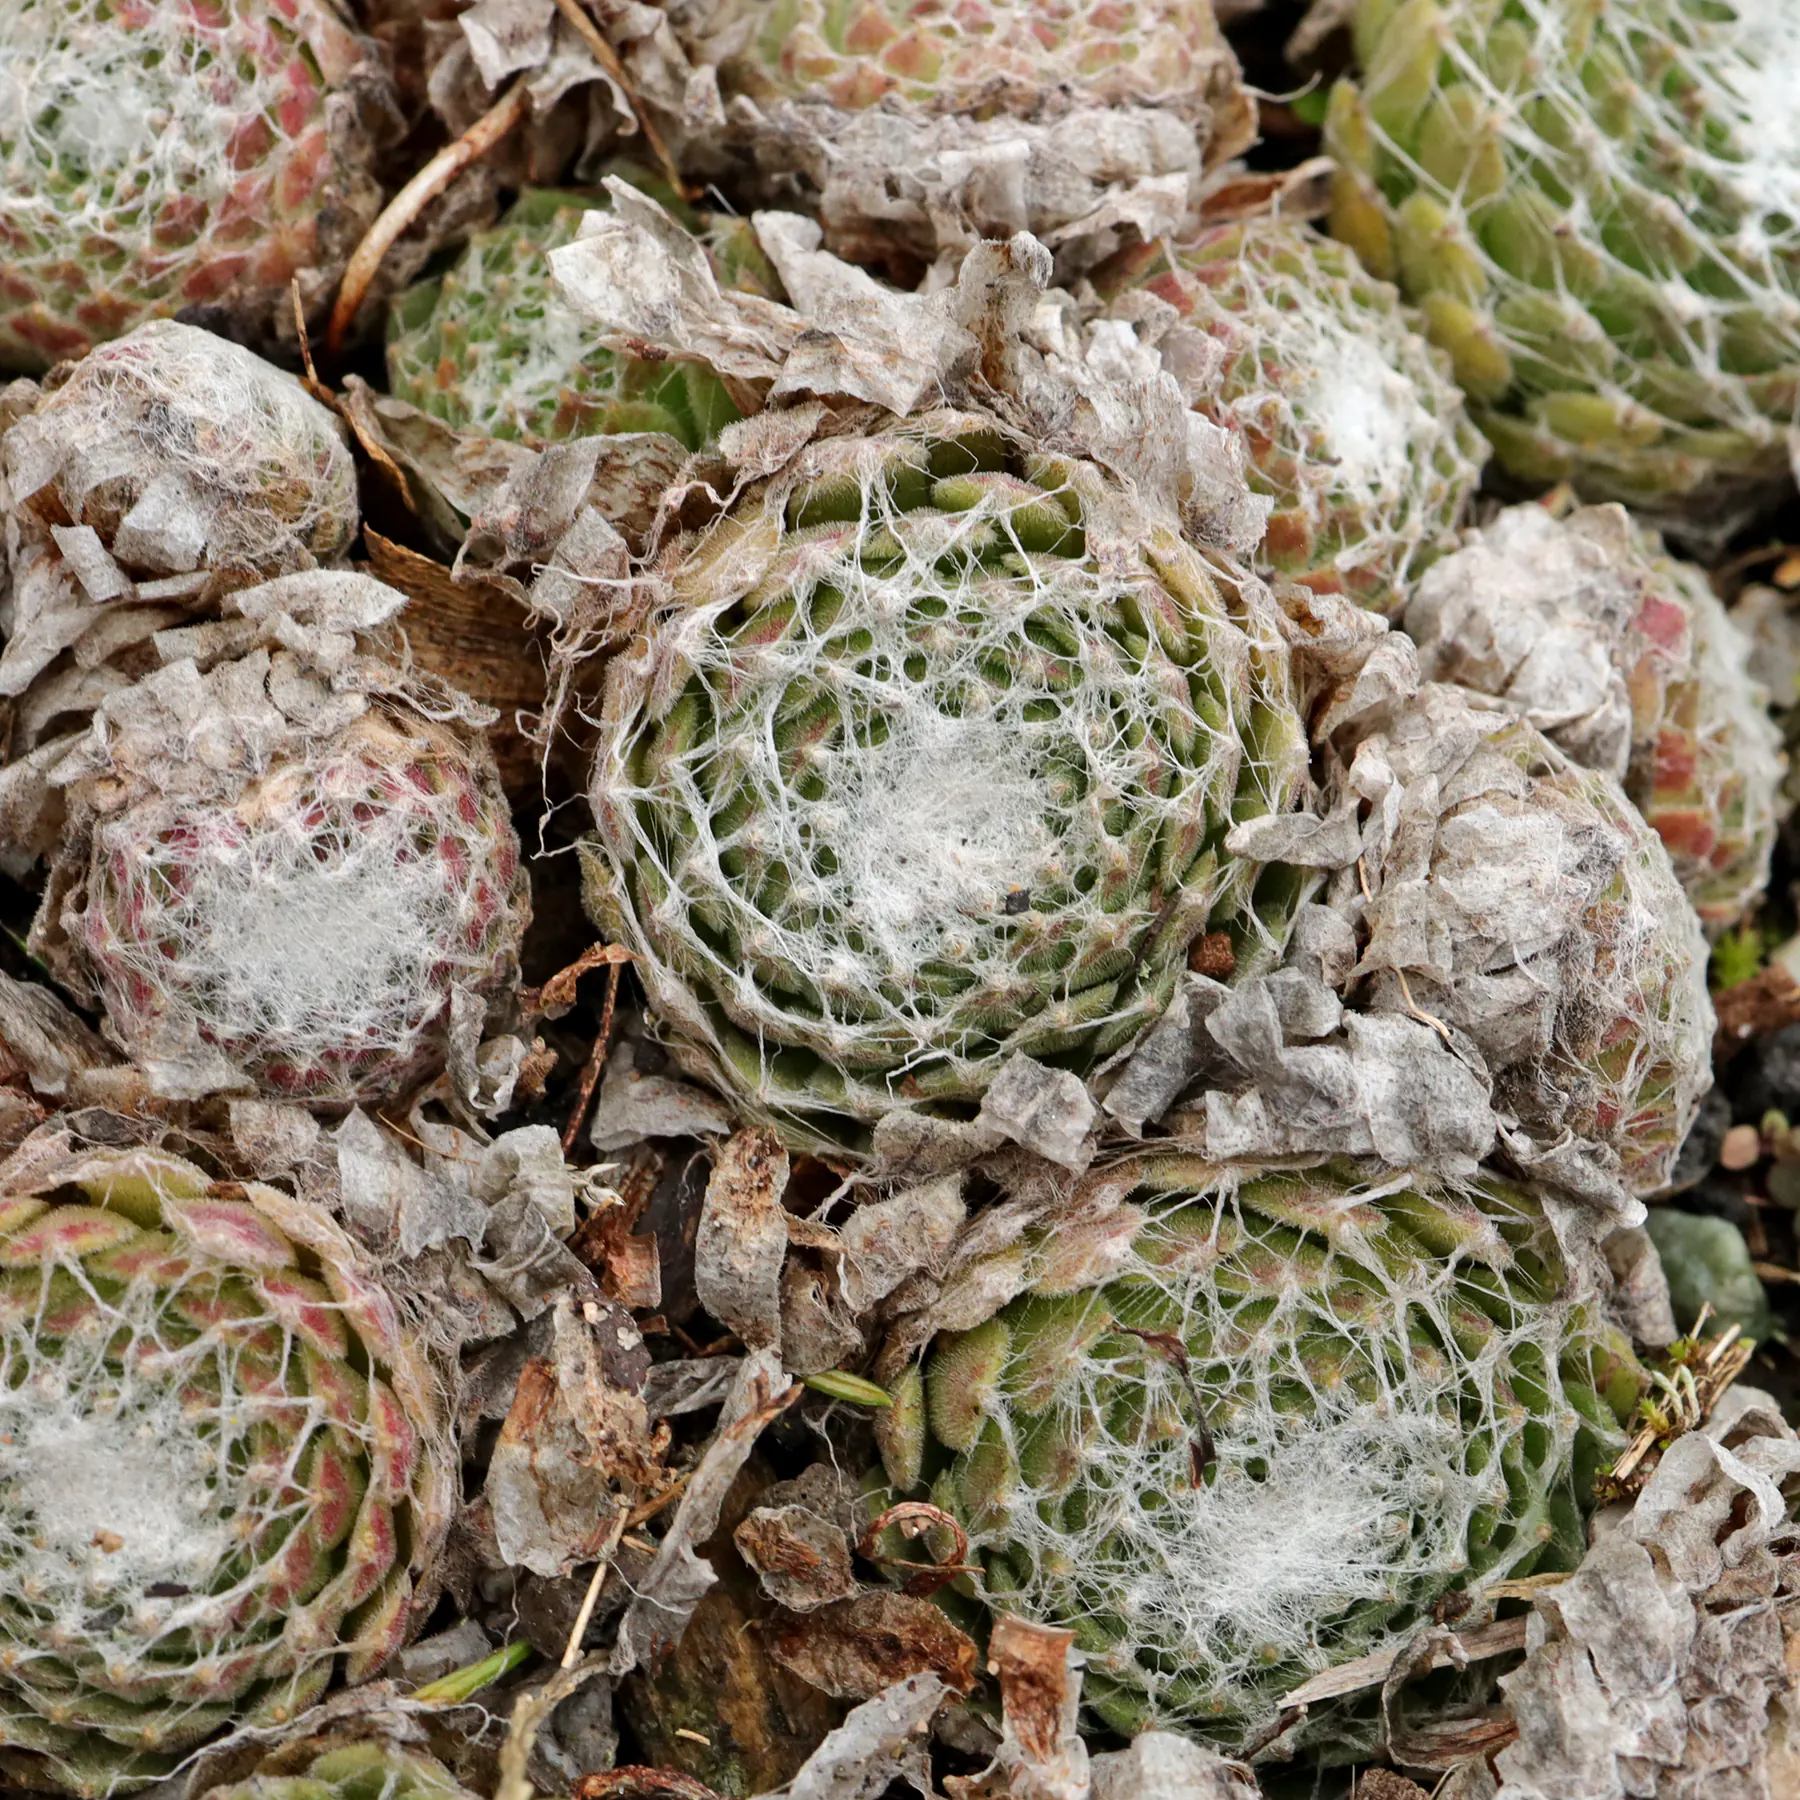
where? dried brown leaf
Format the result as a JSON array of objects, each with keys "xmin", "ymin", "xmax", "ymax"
[
  {"xmin": 694, "ymin": 1128, "xmax": 790, "ymax": 1352},
  {"xmin": 1714, "ymin": 962, "xmax": 1800, "ymax": 1063},
  {"xmin": 485, "ymin": 1293, "xmax": 660, "ymax": 1577},
  {"xmin": 763, "ymin": 1590, "xmax": 981, "ymax": 1701},
  {"xmin": 609, "ymin": 1351, "xmax": 798, "ymax": 1675},
  {"xmin": 733, "ymin": 1505, "xmax": 858, "ymax": 1614}
]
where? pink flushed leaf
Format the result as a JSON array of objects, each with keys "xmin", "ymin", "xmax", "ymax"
[{"xmin": 164, "ymin": 1198, "xmax": 299, "ymax": 1270}]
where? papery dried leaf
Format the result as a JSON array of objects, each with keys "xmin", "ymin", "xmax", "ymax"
[
  {"xmin": 1495, "ymin": 1389, "xmax": 1800, "ymax": 1799},
  {"xmin": 589, "ymin": 1044, "xmax": 735, "ymax": 1150},
  {"xmin": 694, "ymin": 1128, "xmax": 790, "ymax": 1352},
  {"xmin": 361, "ymin": 531, "xmax": 554, "ymax": 801},
  {"xmin": 486, "ymin": 1293, "xmax": 658, "ymax": 1576},
  {"xmin": 764, "ymin": 1673, "xmax": 946, "ymax": 1800},
  {"xmin": 762, "ymin": 1590, "xmax": 981, "ymax": 1701},
  {"xmin": 1089, "ymin": 1735, "xmax": 1261, "ymax": 1800},
  {"xmin": 0, "ymin": 971, "xmax": 116, "ymax": 1097},
  {"xmin": 610, "ymin": 1350, "xmax": 796, "ymax": 1674},
  {"xmin": 948, "ymin": 1617, "xmax": 1087, "ymax": 1800},
  {"xmin": 734, "ymin": 1505, "xmax": 858, "ymax": 1614}
]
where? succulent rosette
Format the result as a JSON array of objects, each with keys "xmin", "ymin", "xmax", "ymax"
[
  {"xmin": 1326, "ymin": 0, "xmax": 1800, "ymax": 535},
  {"xmin": 0, "ymin": 1143, "xmax": 454, "ymax": 1795},
  {"xmin": 879, "ymin": 1159, "xmax": 1642, "ymax": 1748},
  {"xmin": 647, "ymin": 0, "xmax": 1256, "ymax": 269},
  {"xmin": 584, "ymin": 414, "xmax": 1312, "ymax": 1152},
  {"xmin": 1093, "ymin": 219, "xmax": 1488, "ymax": 618},
  {"xmin": 1283, "ymin": 685, "xmax": 1716, "ymax": 1199},
  {"xmin": 385, "ymin": 190, "xmax": 748, "ymax": 451},
  {"xmin": 0, "ymin": 0, "xmax": 392, "ymax": 374},
  {"xmin": 30, "ymin": 573, "xmax": 529, "ymax": 1105},
  {"xmin": 1406, "ymin": 502, "xmax": 1785, "ymax": 931}
]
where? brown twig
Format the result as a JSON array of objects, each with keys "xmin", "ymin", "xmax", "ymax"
[
  {"xmin": 327, "ymin": 81, "xmax": 529, "ymax": 355},
  {"xmin": 574, "ymin": 1772, "xmax": 721, "ymax": 1800},
  {"xmin": 625, "ymin": 1472, "xmax": 691, "ymax": 1528},
  {"xmin": 563, "ymin": 957, "xmax": 624, "ymax": 1156},
  {"xmin": 1709, "ymin": 540, "xmax": 1800, "ymax": 596},
  {"xmin": 1604, "ymin": 1319, "xmax": 1755, "ymax": 1493},
  {"xmin": 546, "ymin": 0, "xmax": 689, "ymax": 197},
  {"xmin": 561, "ymin": 1501, "xmax": 632, "ymax": 1670},
  {"xmin": 290, "ymin": 279, "xmax": 331, "ymax": 405}
]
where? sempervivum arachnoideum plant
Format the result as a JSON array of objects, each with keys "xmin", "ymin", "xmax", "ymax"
[
  {"xmin": 0, "ymin": 0, "xmax": 394, "ymax": 374},
  {"xmin": 0, "ymin": 321, "xmax": 359, "ymax": 864},
  {"xmin": 0, "ymin": 1138, "xmax": 454, "ymax": 1795},
  {"xmin": 617, "ymin": 0, "xmax": 1256, "ymax": 273},
  {"xmin": 1326, "ymin": 0, "xmax": 1800, "ymax": 539},
  {"xmin": 1405, "ymin": 500, "xmax": 1785, "ymax": 932},
  {"xmin": 583, "ymin": 411, "xmax": 1313, "ymax": 1154},
  {"xmin": 875, "ymin": 1158, "xmax": 1643, "ymax": 1750},
  {"xmin": 1298, "ymin": 683, "xmax": 1714, "ymax": 1203},
  {"xmin": 384, "ymin": 189, "xmax": 750, "ymax": 452},
  {"xmin": 1090, "ymin": 218, "xmax": 1488, "ymax": 619},
  {"xmin": 28, "ymin": 570, "xmax": 528, "ymax": 1105}
]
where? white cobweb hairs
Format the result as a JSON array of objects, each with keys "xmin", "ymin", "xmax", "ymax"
[
  {"xmin": 1334, "ymin": 687, "xmax": 1715, "ymax": 1202},
  {"xmin": 1405, "ymin": 502, "xmax": 1784, "ymax": 932},
  {"xmin": 0, "ymin": 1145, "xmax": 453, "ymax": 1797},
  {"xmin": 0, "ymin": 0, "xmax": 387, "ymax": 370}
]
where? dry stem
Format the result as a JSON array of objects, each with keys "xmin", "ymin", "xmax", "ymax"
[{"xmin": 327, "ymin": 81, "xmax": 529, "ymax": 355}]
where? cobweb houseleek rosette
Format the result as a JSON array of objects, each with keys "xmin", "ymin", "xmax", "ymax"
[
  {"xmin": 1326, "ymin": 692, "xmax": 1715, "ymax": 1198},
  {"xmin": 876, "ymin": 1160, "xmax": 1643, "ymax": 1749},
  {"xmin": 1092, "ymin": 219, "xmax": 1487, "ymax": 619},
  {"xmin": 0, "ymin": 0, "xmax": 389, "ymax": 374},
  {"xmin": 1, "ymin": 320, "xmax": 357, "ymax": 611},
  {"xmin": 385, "ymin": 190, "xmax": 747, "ymax": 452},
  {"xmin": 1405, "ymin": 502, "xmax": 1785, "ymax": 933},
  {"xmin": 688, "ymin": 0, "xmax": 1246, "ymax": 128},
  {"xmin": 649, "ymin": 0, "xmax": 1255, "ymax": 272},
  {"xmin": 54, "ymin": 704, "xmax": 528, "ymax": 1106},
  {"xmin": 0, "ymin": 1147, "xmax": 453, "ymax": 1796},
  {"xmin": 1327, "ymin": 0, "xmax": 1800, "ymax": 535},
  {"xmin": 583, "ymin": 418, "xmax": 1312, "ymax": 1151}
]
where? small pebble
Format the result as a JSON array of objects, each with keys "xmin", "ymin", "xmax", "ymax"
[{"xmin": 1721, "ymin": 1123, "xmax": 1764, "ymax": 1170}]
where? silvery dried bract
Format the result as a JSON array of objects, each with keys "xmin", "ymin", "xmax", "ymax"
[
  {"xmin": 548, "ymin": 180, "xmax": 1276, "ymax": 556},
  {"xmin": 335, "ymin": 375, "xmax": 680, "ymax": 650},
  {"xmin": 1230, "ymin": 672, "xmax": 1714, "ymax": 1226},
  {"xmin": 0, "ymin": 322, "xmax": 360, "ymax": 864},
  {"xmin": 1493, "ymin": 1388, "xmax": 1800, "ymax": 1800},
  {"xmin": 1406, "ymin": 502, "xmax": 1785, "ymax": 933},
  {"xmin": 595, "ymin": 0, "xmax": 1254, "ymax": 277},
  {"xmin": 27, "ymin": 571, "xmax": 530, "ymax": 1106}
]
